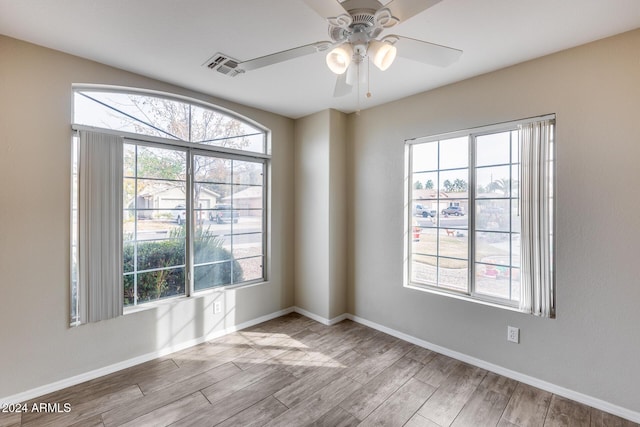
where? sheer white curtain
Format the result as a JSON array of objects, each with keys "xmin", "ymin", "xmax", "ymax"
[
  {"xmin": 519, "ymin": 119, "xmax": 554, "ymax": 317},
  {"xmin": 78, "ymin": 130, "xmax": 124, "ymax": 323}
]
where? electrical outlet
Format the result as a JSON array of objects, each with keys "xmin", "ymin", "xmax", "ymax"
[
  {"xmin": 214, "ymin": 301, "xmax": 221, "ymax": 314},
  {"xmin": 507, "ymin": 326, "xmax": 519, "ymax": 343}
]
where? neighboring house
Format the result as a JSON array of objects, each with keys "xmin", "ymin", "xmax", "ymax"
[
  {"xmin": 131, "ymin": 185, "xmax": 220, "ymax": 219},
  {"xmin": 413, "ymin": 189, "xmax": 469, "ymax": 214},
  {"xmin": 222, "ymin": 186, "xmax": 262, "ymax": 217}
]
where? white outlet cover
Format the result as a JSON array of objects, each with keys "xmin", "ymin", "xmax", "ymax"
[{"xmin": 507, "ymin": 326, "xmax": 520, "ymax": 343}]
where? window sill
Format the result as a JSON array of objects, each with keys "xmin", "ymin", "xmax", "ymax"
[
  {"xmin": 124, "ymin": 295, "xmax": 192, "ymax": 315},
  {"xmin": 404, "ymin": 282, "xmax": 525, "ymax": 314},
  {"xmin": 123, "ymin": 279, "xmax": 269, "ymax": 315}
]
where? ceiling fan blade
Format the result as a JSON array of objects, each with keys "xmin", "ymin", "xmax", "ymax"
[
  {"xmin": 384, "ymin": 0, "xmax": 442, "ymax": 23},
  {"xmin": 333, "ymin": 73, "xmax": 353, "ymax": 97},
  {"xmin": 302, "ymin": 0, "xmax": 348, "ymax": 19},
  {"xmin": 238, "ymin": 41, "xmax": 332, "ymax": 72},
  {"xmin": 389, "ymin": 35, "xmax": 462, "ymax": 67}
]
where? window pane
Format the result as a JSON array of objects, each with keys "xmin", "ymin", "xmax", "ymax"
[
  {"xmin": 239, "ymin": 133, "xmax": 266, "ymax": 154},
  {"xmin": 475, "ymin": 264, "xmax": 512, "ymax": 299},
  {"xmin": 74, "ymin": 92, "xmax": 180, "ymax": 140},
  {"xmin": 230, "ymin": 186, "xmax": 263, "ymax": 213},
  {"xmin": 136, "ymin": 239, "xmax": 185, "ymax": 270},
  {"xmin": 413, "ymin": 142, "xmax": 438, "ymax": 172},
  {"xmin": 194, "ymin": 229, "xmax": 231, "ymax": 264},
  {"xmin": 439, "ymin": 137, "xmax": 468, "ymax": 170},
  {"xmin": 123, "ymin": 178, "xmax": 136, "ymax": 209},
  {"xmin": 439, "ymin": 169, "xmax": 468, "ymax": 193},
  {"xmin": 233, "ymin": 234, "xmax": 263, "ymax": 259},
  {"xmin": 476, "ymin": 200, "xmax": 510, "ymax": 232},
  {"xmin": 476, "ymin": 165, "xmax": 511, "ymax": 198},
  {"xmin": 511, "ymin": 201, "xmax": 521, "ymax": 234},
  {"xmin": 439, "ymin": 203, "xmax": 468, "ymax": 228},
  {"xmin": 511, "ymin": 130, "xmax": 519, "ymax": 164},
  {"xmin": 190, "ymin": 105, "xmax": 264, "ymax": 153},
  {"xmin": 135, "ymin": 267, "xmax": 185, "ymax": 304},
  {"xmin": 476, "ymin": 131, "xmax": 511, "ymax": 166},
  {"xmin": 124, "ymin": 144, "xmax": 136, "ymax": 177},
  {"xmin": 123, "ymin": 244, "xmax": 134, "ymax": 273},
  {"xmin": 414, "ymin": 208, "xmax": 437, "ymax": 227},
  {"xmin": 194, "ymin": 262, "xmax": 233, "ymax": 290},
  {"xmin": 412, "ymin": 172, "xmax": 438, "ymax": 199},
  {"xmin": 511, "ymin": 234, "xmax": 521, "ymax": 267},
  {"xmin": 438, "ymin": 228, "xmax": 467, "ymax": 259},
  {"xmin": 412, "ymin": 227, "xmax": 437, "ymax": 256},
  {"xmin": 237, "ymin": 257, "xmax": 263, "ymax": 282},
  {"xmin": 511, "ymin": 268, "xmax": 521, "ymax": 302},
  {"xmin": 233, "ymin": 160, "xmax": 263, "ymax": 185},
  {"xmin": 74, "ymin": 91, "xmax": 267, "ymax": 152},
  {"xmin": 123, "ymin": 210, "xmax": 135, "ymax": 240},
  {"xmin": 411, "ymin": 255, "xmax": 437, "ymax": 286},
  {"xmin": 194, "ymin": 156, "xmax": 231, "ymax": 184},
  {"xmin": 124, "ymin": 274, "xmax": 134, "ymax": 307},
  {"xmin": 475, "ymin": 232, "xmax": 511, "ymax": 266},
  {"xmin": 137, "ymin": 146, "xmax": 186, "ymax": 180},
  {"xmin": 135, "ymin": 210, "xmax": 184, "ymax": 240},
  {"xmin": 237, "ymin": 212, "xmax": 263, "ymax": 234},
  {"xmin": 511, "ymin": 165, "xmax": 520, "ymax": 198},
  {"xmin": 438, "ymin": 259, "xmax": 468, "ymax": 292}
]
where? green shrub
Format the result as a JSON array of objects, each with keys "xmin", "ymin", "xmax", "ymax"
[{"xmin": 124, "ymin": 226, "xmax": 243, "ymax": 305}]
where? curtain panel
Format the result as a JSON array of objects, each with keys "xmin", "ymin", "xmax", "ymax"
[
  {"xmin": 519, "ymin": 120, "xmax": 555, "ymax": 318},
  {"xmin": 78, "ymin": 130, "xmax": 124, "ymax": 323}
]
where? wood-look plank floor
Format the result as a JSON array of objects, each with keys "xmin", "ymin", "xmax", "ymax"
[{"xmin": 3, "ymin": 313, "xmax": 637, "ymax": 427}]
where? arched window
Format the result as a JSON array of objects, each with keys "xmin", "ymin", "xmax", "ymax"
[{"xmin": 71, "ymin": 87, "xmax": 269, "ymax": 324}]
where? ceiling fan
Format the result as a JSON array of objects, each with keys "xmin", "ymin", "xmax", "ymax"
[{"xmin": 206, "ymin": 0, "xmax": 462, "ymax": 97}]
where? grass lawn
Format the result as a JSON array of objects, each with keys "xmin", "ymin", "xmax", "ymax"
[{"xmin": 412, "ymin": 228, "xmax": 511, "ymax": 268}]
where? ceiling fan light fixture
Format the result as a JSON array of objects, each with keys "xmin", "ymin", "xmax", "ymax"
[
  {"xmin": 369, "ymin": 40, "xmax": 397, "ymax": 71},
  {"xmin": 326, "ymin": 43, "xmax": 353, "ymax": 74}
]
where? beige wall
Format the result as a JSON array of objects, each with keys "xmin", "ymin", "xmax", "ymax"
[
  {"xmin": 347, "ymin": 29, "xmax": 640, "ymax": 412},
  {"xmin": 0, "ymin": 35, "xmax": 295, "ymax": 398},
  {"xmin": 328, "ymin": 109, "xmax": 348, "ymax": 319},
  {"xmin": 2, "ymin": 26, "xmax": 640, "ymax": 416},
  {"xmin": 293, "ymin": 109, "xmax": 348, "ymax": 320}
]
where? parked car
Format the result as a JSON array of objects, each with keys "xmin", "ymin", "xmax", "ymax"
[
  {"xmin": 172, "ymin": 204, "xmax": 186, "ymax": 225},
  {"xmin": 441, "ymin": 206, "xmax": 464, "ymax": 216},
  {"xmin": 209, "ymin": 204, "xmax": 239, "ymax": 224},
  {"xmin": 414, "ymin": 204, "xmax": 436, "ymax": 218}
]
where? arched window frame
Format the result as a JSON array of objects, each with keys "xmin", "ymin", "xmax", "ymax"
[{"xmin": 70, "ymin": 86, "xmax": 270, "ymax": 325}]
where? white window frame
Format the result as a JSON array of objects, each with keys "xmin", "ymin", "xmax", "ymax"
[
  {"xmin": 70, "ymin": 87, "xmax": 270, "ymax": 322},
  {"xmin": 404, "ymin": 115, "xmax": 555, "ymax": 312}
]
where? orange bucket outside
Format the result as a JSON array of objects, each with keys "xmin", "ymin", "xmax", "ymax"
[{"xmin": 412, "ymin": 226, "xmax": 421, "ymax": 241}]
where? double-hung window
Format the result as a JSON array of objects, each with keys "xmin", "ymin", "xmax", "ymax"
[
  {"xmin": 406, "ymin": 116, "xmax": 554, "ymax": 316},
  {"xmin": 71, "ymin": 88, "xmax": 269, "ymax": 324}
]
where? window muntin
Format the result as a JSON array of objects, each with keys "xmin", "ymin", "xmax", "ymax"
[
  {"xmin": 473, "ymin": 130, "xmax": 520, "ymax": 302},
  {"xmin": 407, "ymin": 119, "xmax": 554, "ymax": 309},
  {"xmin": 71, "ymin": 88, "xmax": 268, "ymax": 320},
  {"xmin": 123, "ymin": 143, "xmax": 188, "ymax": 306},
  {"xmin": 74, "ymin": 90, "xmax": 267, "ymax": 154},
  {"xmin": 192, "ymin": 153, "xmax": 265, "ymax": 291},
  {"xmin": 410, "ymin": 136, "xmax": 469, "ymax": 293}
]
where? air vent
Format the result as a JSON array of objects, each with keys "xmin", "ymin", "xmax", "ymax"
[{"xmin": 203, "ymin": 53, "xmax": 244, "ymax": 77}]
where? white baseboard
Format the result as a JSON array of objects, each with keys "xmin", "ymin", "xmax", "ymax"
[
  {"xmin": 0, "ymin": 307, "xmax": 294, "ymax": 406},
  {"xmin": 345, "ymin": 313, "xmax": 640, "ymax": 424},
  {"xmin": 292, "ymin": 306, "xmax": 347, "ymax": 326},
  {"xmin": 4, "ymin": 306, "xmax": 638, "ymax": 423}
]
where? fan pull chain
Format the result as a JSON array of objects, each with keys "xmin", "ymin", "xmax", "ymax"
[
  {"xmin": 366, "ymin": 57, "xmax": 372, "ymax": 98},
  {"xmin": 356, "ymin": 62, "xmax": 361, "ymax": 115}
]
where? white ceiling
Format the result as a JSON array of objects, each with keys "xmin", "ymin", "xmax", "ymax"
[{"xmin": 1, "ymin": 0, "xmax": 639, "ymax": 118}]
